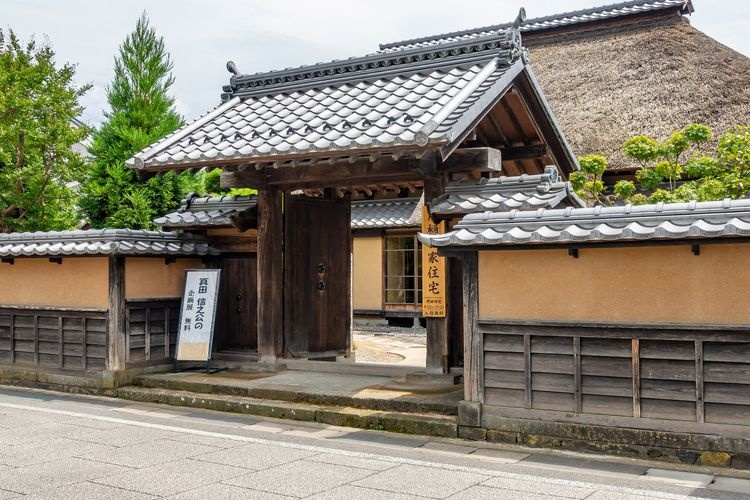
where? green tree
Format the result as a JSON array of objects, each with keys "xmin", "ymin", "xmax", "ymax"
[
  {"xmin": 81, "ymin": 13, "xmax": 189, "ymax": 229},
  {"xmin": 0, "ymin": 30, "xmax": 90, "ymax": 232},
  {"xmin": 573, "ymin": 123, "xmax": 750, "ymax": 206},
  {"xmin": 570, "ymin": 154, "xmax": 607, "ymax": 204}
]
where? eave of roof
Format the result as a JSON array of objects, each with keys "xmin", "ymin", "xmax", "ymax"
[
  {"xmin": 430, "ymin": 166, "xmax": 584, "ymax": 215},
  {"xmin": 379, "ymin": 0, "xmax": 693, "ymax": 52},
  {"xmin": 420, "ymin": 198, "xmax": 750, "ymax": 248},
  {"xmin": 0, "ymin": 229, "xmax": 218, "ymax": 257},
  {"xmin": 126, "ymin": 29, "xmax": 531, "ymax": 171},
  {"xmin": 351, "ymin": 198, "xmax": 422, "ymax": 229}
]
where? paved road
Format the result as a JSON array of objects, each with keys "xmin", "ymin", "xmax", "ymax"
[{"xmin": 0, "ymin": 387, "xmax": 748, "ymax": 499}]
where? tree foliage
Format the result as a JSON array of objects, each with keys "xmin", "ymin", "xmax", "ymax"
[
  {"xmin": 0, "ymin": 30, "xmax": 90, "ymax": 232},
  {"xmin": 80, "ymin": 13, "xmax": 191, "ymax": 229},
  {"xmin": 573, "ymin": 123, "xmax": 750, "ymax": 206}
]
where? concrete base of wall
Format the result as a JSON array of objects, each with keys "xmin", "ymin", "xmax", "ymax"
[
  {"xmin": 458, "ymin": 401, "xmax": 750, "ymax": 470},
  {"xmin": 0, "ymin": 363, "xmax": 174, "ymax": 390}
]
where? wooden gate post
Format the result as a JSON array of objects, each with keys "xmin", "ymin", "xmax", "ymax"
[
  {"xmin": 423, "ymin": 171, "xmax": 449, "ymax": 374},
  {"xmin": 106, "ymin": 255, "xmax": 126, "ymax": 372},
  {"xmin": 257, "ymin": 188, "xmax": 284, "ymax": 363}
]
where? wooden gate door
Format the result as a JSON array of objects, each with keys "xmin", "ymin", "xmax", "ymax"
[
  {"xmin": 213, "ymin": 256, "xmax": 258, "ymax": 351},
  {"xmin": 284, "ymin": 196, "xmax": 351, "ymax": 358}
]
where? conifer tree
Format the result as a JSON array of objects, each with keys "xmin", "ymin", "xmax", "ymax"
[{"xmin": 81, "ymin": 13, "xmax": 187, "ymax": 228}]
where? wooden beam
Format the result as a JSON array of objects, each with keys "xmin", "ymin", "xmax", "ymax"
[
  {"xmin": 462, "ymin": 252, "xmax": 482, "ymax": 402},
  {"xmin": 442, "ymin": 147, "xmax": 501, "ymax": 173},
  {"xmin": 256, "ymin": 188, "xmax": 284, "ymax": 363},
  {"xmin": 107, "ymin": 255, "xmax": 126, "ymax": 372},
  {"xmin": 501, "ymin": 144, "xmax": 548, "ymax": 161},
  {"xmin": 220, "ymin": 149, "xmax": 501, "ymax": 190}
]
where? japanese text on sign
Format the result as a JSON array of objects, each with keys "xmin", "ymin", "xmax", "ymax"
[
  {"xmin": 421, "ymin": 206, "xmax": 446, "ymax": 317},
  {"xmin": 175, "ymin": 270, "xmax": 221, "ymax": 361}
]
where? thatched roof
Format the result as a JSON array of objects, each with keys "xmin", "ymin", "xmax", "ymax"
[
  {"xmin": 382, "ymin": 1, "xmax": 750, "ymax": 172},
  {"xmin": 527, "ymin": 16, "xmax": 750, "ymax": 170}
]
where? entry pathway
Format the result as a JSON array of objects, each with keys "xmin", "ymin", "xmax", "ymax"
[{"xmin": 0, "ymin": 386, "xmax": 748, "ymax": 499}]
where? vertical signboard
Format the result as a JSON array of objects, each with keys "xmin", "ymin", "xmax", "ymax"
[
  {"xmin": 175, "ymin": 269, "xmax": 221, "ymax": 362},
  {"xmin": 421, "ymin": 206, "xmax": 446, "ymax": 317}
]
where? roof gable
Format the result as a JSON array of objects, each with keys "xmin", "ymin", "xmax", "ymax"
[{"xmin": 126, "ymin": 28, "xmax": 564, "ymax": 172}]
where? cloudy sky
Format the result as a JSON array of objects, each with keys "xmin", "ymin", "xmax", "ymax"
[{"xmin": 5, "ymin": 0, "xmax": 749, "ymax": 125}]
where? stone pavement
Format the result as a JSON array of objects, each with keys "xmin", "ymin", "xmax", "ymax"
[{"xmin": 0, "ymin": 385, "xmax": 749, "ymax": 499}]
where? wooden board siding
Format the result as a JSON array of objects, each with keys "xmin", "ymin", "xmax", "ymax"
[
  {"xmin": 284, "ymin": 196, "xmax": 351, "ymax": 358},
  {"xmin": 0, "ymin": 307, "xmax": 107, "ymax": 371},
  {"xmin": 125, "ymin": 300, "xmax": 180, "ymax": 366},
  {"xmin": 479, "ymin": 321, "xmax": 750, "ymax": 429}
]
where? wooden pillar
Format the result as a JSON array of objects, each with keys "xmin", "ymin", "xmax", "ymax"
[
  {"xmin": 423, "ymin": 173, "xmax": 449, "ymax": 374},
  {"xmin": 107, "ymin": 255, "xmax": 126, "ymax": 371},
  {"xmin": 462, "ymin": 252, "xmax": 482, "ymax": 402},
  {"xmin": 257, "ymin": 188, "xmax": 284, "ymax": 363},
  {"xmin": 344, "ymin": 193, "xmax": 353, "ymax": 358}
]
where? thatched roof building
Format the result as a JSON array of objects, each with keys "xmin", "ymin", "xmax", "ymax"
[{"xmin": 383, "ymin": 1, "xmax": 750, "ymax": 173}]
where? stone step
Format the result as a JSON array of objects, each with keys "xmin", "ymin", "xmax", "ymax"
[
  {"xmin": 133, "ymin": 374, "xmax": 459, "ymax": 416},
  {"xmin": 112, "ymin": 386, "xmax": 458, "ymax": 439}
]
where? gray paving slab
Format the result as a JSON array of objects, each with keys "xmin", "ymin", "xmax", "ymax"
[
  {"xmin": 307, "ymin": 484, "xmax": 422, "ymax": 499},
  {"xmin": 0, "ymin": 456, "xmax": 130, "ymax": 494},
  {"xmin": 448, "ymin": 485, "xmax": 559, "ymax": 500},
  {"xmin": 77, "ymin": 437, "xmax": 217, "ymax": 468},
  {"xmin": 243, "ymin": 421, "xmax": 299, "ymax": 433},
  {"xmin": 0, "ymin": 489, "xmax": 21, "ymax": 500},
  {"xmin": 224, "ymin": 460, "xmax": 374, "ymax": 498},
  {"xmin": 643, "ymin": 468, "xmax": 714, "ymax": 487},
  {"xmin": 93, "ymin": 457, "xmax": 248, "ymax": 497},
  {"xmin": 419, "ymin": 441, "xmax": 478, "ymax": 455},
  {"xmin": 283, "ymin": 426, "xmax": 349, "ymax": 439},
  {"xmin": 329, "ymin": 431, "xmax": 427, "ymax": 449},
  {"xmin": 468, "ymin": 448, "xmax": 529, "ymax": 463},
  {"xmin": 24, "ymin": 481, "xmax": 154, "ymax": 500},
  {"xmin": 191, "ymin": 442, "xmax": 316, "ymax": 470},
  {"xmin": 305, "ymin": 452, "xmax": 399, "ymax": 471},
  {"xmin": 166, "ymin": 433, "xmax": 244, "ymax": 449},
  {"xmin": 0, "ymin": 421, "xmax": 94, "ymax": 445},
  {"xmin": 353, "ymin": 464, "xmax": 489, "ymax": 499},
  {"xmin": 0, "ymin": 437, "xmax": 116, "ymax": 468},
  {"xmin": 70, "ymin": 424, "xmax": 180, "ymax": 447},
  {"xmin": 710, "ymin": 476, "xmax": 750, "ymax": 495},
  {"xmin": 520, "ymin": 455, "xmax": 649, "ymax": 476},
  {"xmin": 166, "ymin": 482, "xmax": 294, "ymax": 499},
  {"xmin": 480, "ymin": 476, "xmax": 596, "ymax": 499},
  {"xmin": 583, "ymin": 491, "xmax": 667, "ymax": 500}
]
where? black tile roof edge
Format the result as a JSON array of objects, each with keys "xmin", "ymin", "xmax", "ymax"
[
  {"xmin": 379, "ymin": 0, "xmax": 692, "ymax": 51},
  {"xmin": 222, "ymin": 29, "xmax": 523, "ymax": 100},
  {"xmin": 455, "ymin": 198, "xmax": 750, "ymax": 229},
  {"xmin": 0, "ymin": 229, "xmax": 209, "ymax": 244}
]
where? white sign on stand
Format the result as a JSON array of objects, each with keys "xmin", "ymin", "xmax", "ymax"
[{"xmin": 175, "ymin": 269, "xmax": 221, "ymax": 364}]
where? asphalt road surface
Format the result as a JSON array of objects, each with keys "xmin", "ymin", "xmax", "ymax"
[{"xmin": 0, "ymin": 386, "xmax": 748, "ymax": 499}]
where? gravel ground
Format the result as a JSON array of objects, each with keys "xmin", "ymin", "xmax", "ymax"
[{"xmin": 353, "ymin": 326, "xmax": 426, "ymax": 364}]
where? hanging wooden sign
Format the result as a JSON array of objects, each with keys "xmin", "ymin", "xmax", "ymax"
[
  {"xmin": 421, "ymin": 206, "xmax": 446, "ymax": 318},
  {"xmin": 175, "ymin": 269, "xmax": 221, "ymax": 363}
]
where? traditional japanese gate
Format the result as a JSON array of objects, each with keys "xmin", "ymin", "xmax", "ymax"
[{"xmin": 127, "ymin": 21, "xmax": 580, "ymax": 373}]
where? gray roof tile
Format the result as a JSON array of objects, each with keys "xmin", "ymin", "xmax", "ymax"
[
  {"xmin": 379, "ymin": 0, "xmax": 692, "ymax": 52},
  {"xmin": 127, "ymin": 29, "xmax": 528, "ymax": 170},
  {"xmin": 420, "ymin": 198, "xmax": 750, "ymax": 248},
  {"xmin": 430, "ymin": 166, "xmax": 584, "ymax": 215},
  {"xmin": 154, "ymin": 194, "xmax": 257, "ymax": 229},
  {"xmin": 351, "ymin": 198, "xmax": 422, "ymax": 229},
  {"xmin": 0, "ymin": 229, "xmax": 217, "ymax": 257}
]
